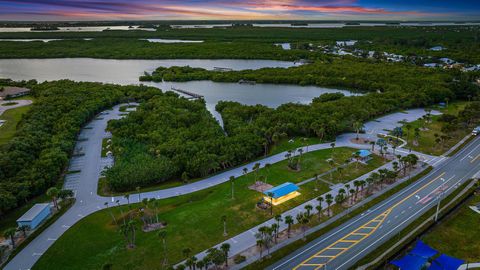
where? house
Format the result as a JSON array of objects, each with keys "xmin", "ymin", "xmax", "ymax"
[
  {"xmin": 263, "ymin": 182, "xmax": 300, "ymax": 205},
  {"xmin": 429, "ymin": 46, "xmax": 445, "ymax": 51},
  {"xmin": 0, "ymin": 86, "xmax": 31, "ymax": 100},
  {"xmin": 439, "ymin": 58, "xmax": 455, "ymax": 65},
  {"xmin": 16, "ymin": 203, "xmax": 51, "ymax": 229},
  {"xmin": 424, "ymin": 63, "xmax": 440, "ymax": 68},
  {"xmin": 336, "ymin": 40, "xmax": 357, "ymax": 47}
]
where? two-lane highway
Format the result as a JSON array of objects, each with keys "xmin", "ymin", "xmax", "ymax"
[{"xmin": 269, "ymin": 136, "xmax": 480, "ymax": 270}]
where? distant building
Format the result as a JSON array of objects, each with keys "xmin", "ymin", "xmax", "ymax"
[
  {"xmin": 17, "ymin": 203, "xmax": 51, "ymax": 229},
  {"xmin": 0, "ymin": 86, "xmax": 31, "ymax": 100},
  {"xmin": 439, "ymin": 58, "xmax": 455, "ymax": 64},
  {"xmin": 263, "ymin": 182, "xmax": 300, "ymax": 205},
  {"xmin": 424, "ymin": 63, "xmax": 441, "ymax": 68},
  {"xmin": 336, "ymin": 40, "xmax": 357, "ymax": 47},
  {"xmin": 429, "ymin": 46, "xmax": 445, "ymax": 51}
]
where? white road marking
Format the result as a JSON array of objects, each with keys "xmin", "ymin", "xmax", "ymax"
[
  {"xmin": 32, "ymin": 253, "xmax": 43, "ymax": 256},
  {"xmin": 47, "ymin": 238, "xmax": 57, "ymax": 241},
  {"xmin": 62, "ymin": 225, "xmax": 71, "ymax": 228}
]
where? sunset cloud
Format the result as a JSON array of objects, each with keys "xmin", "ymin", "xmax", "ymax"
[{"xmin": 0, "ymin": 0, "xmax": 478, "ymax": 20}]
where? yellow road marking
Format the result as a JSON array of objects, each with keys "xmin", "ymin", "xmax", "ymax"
[
  {"xmin": 351, "ymin": 233, "xmax": 368, "ymax": 236},
  {"xmin": 314, "ymin": 255, "xmax": 335, "ymax": 258},
  {"xmin": 471, "ymin": 154, "xmax": 480, "ymax": 163},
  {"xmin": 294, "ymin": 172, "xmax": 446, "ymax": 270},
  {"xmin": 339, "ymin": 240, "xmax": 358, "ymax": 243}
]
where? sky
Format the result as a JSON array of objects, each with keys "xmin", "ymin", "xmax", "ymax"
[{"xmin": 0, "ymin": 0, "xmax": 479, "ymax": 21}]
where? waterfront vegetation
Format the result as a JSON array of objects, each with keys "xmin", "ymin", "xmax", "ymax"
[
  {"xmin": 0, "ymin": 105, "xmax": 31, "ymax": 145},
  {"xmin": 34, "ymin": 147, "xmax": 384, "ymax": 270},
  {"xmin": 0, "ymin": 80, "xmax": 162, "ymax": 217},
  {"xmin": 0, "ymin": 26, "xmax": 478, "ymax": 62}
]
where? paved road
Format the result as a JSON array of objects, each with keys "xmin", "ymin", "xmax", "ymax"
[
  {"xmin": 269, "ymin": 135, "xmax": 480, "ymax": 270},
  {"xmin": 0, "ymin": 99, "xmax": 32, "ymax": 116},
  {"xmin": 4, "ymin": 107, "xmax": 440, "ymax": 270}
]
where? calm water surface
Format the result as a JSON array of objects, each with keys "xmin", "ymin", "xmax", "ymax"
[{"xmin": 0, "ymin": 58, "xmax": 355, "ymax": 123}]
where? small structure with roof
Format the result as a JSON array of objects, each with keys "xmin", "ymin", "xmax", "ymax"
[
  {"xmin": 0, "ymin": 86, "xmax": 31, "ymax": 100},
  {"xmin": 354, "ymin": 149, "xmax": 372, "ymax": 162},
  {"xmin": 16, "ymin": 203, "xmax": 51, "ymax": 229},
  {"xmin": 263, "ymin": 182, "xmax": 300, "ymax": 205}
]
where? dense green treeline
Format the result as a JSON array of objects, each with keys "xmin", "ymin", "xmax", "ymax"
[
  {"xmin": 0, "ymin": 39, "xmax": 307, "ymax": 60},
  {"xmin": 141, "ymin": 59, "xmax": 454, "ymax": 93},
  {"xmin": 104, "ymin": 93, "xmax": 264, "ymax": 191},
  {"xmin": 0, "ymin": 81, "xmax": 160, "ymax": 216},
  {"xmin": 0, "ymin": 26, "xmax": 478, "ymax": 61}
]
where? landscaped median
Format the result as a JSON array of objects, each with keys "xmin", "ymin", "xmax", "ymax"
[{"xmin": 33, "ymin": 147, "xmax": 386, "ymax": 270}]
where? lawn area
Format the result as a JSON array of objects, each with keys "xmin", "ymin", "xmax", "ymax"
[
  {"xmin": 0, "ymin": 104, "xmax": 31, "ymax": 145},
  {"xmin": 35, "ymin": 147, "xmax": 384, "ymax": 270},
  {"xmin": 423, "ymin": 194, "xmax": 480, "ymax": 262},
  {"xmin": 401, "ymin": 102, "xmax": 469, "ymax": 156},
  {"xmin": 98, "ymin": 136, "xmax": 328, "ymax": 196}
]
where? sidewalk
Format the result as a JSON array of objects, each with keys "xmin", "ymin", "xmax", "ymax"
[{"xmin": 182, "ymin": 159, "xmax": 424, "ymax": 266}]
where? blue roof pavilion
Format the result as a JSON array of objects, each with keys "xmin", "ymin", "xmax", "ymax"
[{"xmin": 263, "ymin": 182, "xmax": 300, "ymax": 205}]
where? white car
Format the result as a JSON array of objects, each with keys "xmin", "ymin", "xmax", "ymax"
[{"xmin": 472, "ymin": 127, "xmax": 480, "ymax": 136}]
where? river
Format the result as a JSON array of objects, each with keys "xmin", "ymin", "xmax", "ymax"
[{"xmin": 0, "ymin": 58, "xmax": 356, "ymax": 124}]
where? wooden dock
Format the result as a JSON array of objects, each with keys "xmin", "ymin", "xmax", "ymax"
[
  {"xmin": 213, "ymin": 67, "xmax": 233, "ymax": 72},
  {"xmin": 171, "ymin": 87, "xmax": 204, "ymax": 99}
]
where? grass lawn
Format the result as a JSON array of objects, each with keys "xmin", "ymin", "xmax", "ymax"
[
  {"xmin": 35, "ymin": 147, "xmax": 384, "ymax": 270},
  {"xmin": 401, "ymin": 102, "xmax": 469, "ymax": 156},
  {"xmin": 0, "ymin": 104, "xmax": 31, "ymax": 145},
  {"xmin": 98, "ymin": 137, "xmax": 329, "ymax": 196},
  {"xmin": 422, "ymin": 194, "xmax": 480, "ymax": 262}
]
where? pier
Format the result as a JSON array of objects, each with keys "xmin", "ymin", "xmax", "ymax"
[
  {"xmin": 213, "ymin": 67, "xmax": 233, "ymax": 72},
  {"xmin": 171, "ymin": 87, "xmax": 204, "ymax": 99}
]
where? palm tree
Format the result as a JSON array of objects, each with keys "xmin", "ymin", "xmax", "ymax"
[
  {"xmin": 370, "ymin": 141, "xmax": 375, "ymax": 151},
  {"xmin": 104, "ymin": 202, "xmax": 118, "ymax": 226},
  {"xmin": 330, "ymin": 142, "xmax": 336, "ymax": 158},
  {"xmin": 405, "ymin": 124, "xmax": 412, "ymax": 145},
  {"xmin": 242, "ymin": 167, "xmax": 248, "ymax": 176},
  {"xmin": 304, "ymin": 204, "xmax": 313, "ymax": 217},
  {"xmin": 3, "ymin": 227, "xmax": 16, "ymax": 248},
  {"xmin": 349, "ymin": 189, "xmax": 356, "ymax": 204},
  {"xmin": 158, "ymin": 230, "xmax": 168, "ymax": 266},
  {"xmin": 264, "ymin": 163, "xmax": 271, "ymax": 184},
  {"xmin": 46, "ymin": 187, "xmax": 59, "ymax": 210},
  {"xmin": 220, "ymin": 243, "xmax": 231, "ymax": 267},
  {"xmin": 297, "ymin": 148, "xmax": 304, "ymax": 169},
  {"xmin": 196, "ymin": 260, "xmax": 205, "ymax": 270},
  {"xmin": 221, "ymin": 215, "xmax": 228, "ymax": 236},
  {"xmin": 313, "ymin": 173, "xmax": 319, "ymax": 191},
  {"xmin": 18, "ymin": 225, "xmax": 29, "ymax": 237},
  {"xmin": 325, "ymin": 194, "xmax": 333, "ymax": 216},
  {"xmin": 353, "ymin": 180, "xmax": 361, "ymax": 201},
  {"xmin": 353, "ymin": 120, "xmax": 364, "ymax": 140},
  {"xmin": 136, "ymin": 186, "xmax": 141, "ymax": 202},
  {"xmin": 124, "ymin": 194, "xmax": 130, "ymax": 205},
  {"xmin": 256, "ymin": 239, "xmax": 264, "ymax": 257},
  {"xmin": 328, "ymin": 159, "xmax": 335, "ymax": 180},
  {"xmin": 315, "ymin": 204, "xmax": 323, "ymax": 220},
  {"xmin": 271, "ymin": 223, "xmax": 279, "ymax": 243},
  {"xmin": 284, "ymin": 215, "xmax": 294, "ymax": 238},
  {"xmin": 182, "ymin": 247, "xmax": 192, "ymax": 259},
  {"xmin": 229, "ymin": 176, "xmax": 235, "ymax": 199},
  {"xmin": 274, "ymin": 214, "xmax": 282, "ymax": 233},
  {"xmin": 267, "ymin": 192, "xmax": 274, "ymax": 215}
]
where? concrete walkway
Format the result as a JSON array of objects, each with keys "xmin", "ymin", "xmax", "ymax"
[{"xmin": 4, "ymin": 107, "xmax": 442, "ymax": 270}]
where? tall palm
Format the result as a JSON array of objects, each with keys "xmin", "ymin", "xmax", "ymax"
[
  {"xmin": 284, "ymin": 215, "xmax": 294, "ymax": 238},
  {"xmin": 274, "ymin": 214, "xmax": 282, "ymax": 233},
  {"xmin": 136, "ymin": 186, "xmax": 141, "ymax": 202},
  {"xmin": 104, "ymin": 201, "xmax": 117, "ymax": 226},
  {"xmin": 220, "ymin": 243, "xmax": 231, "ymax": 267},
  {"xmin": 182, "ymin": 247, "xmax": 192, "ymax": 259},
  {"xmin": 221, "ymin": 215, "xmax": 228, "ymax": 236},
  {"xmin": 330, "ymin": 142, "xmax": 336, "ymax": 158},
  {"xmin": 3, "ymin": 227, "xmax": 16, "ymax": 248},
  {"xmin": 158, "ymin": 230, "xmax": 168, "ymax": 266},
  {"xmin": 315, "ymin": 204, "xmax": 323, "ymax": 220},
  {"xmin": 304, "ymin": 204, "xmax": 313, "ymax": 217},
  {"xmin": 325, "ymin": 194, "xmax": 333, "ymax": 216},
  {"xmin": 264, "ymin": 163, "xmax": 271, "ymax": 184},
  {"xmin": 229, "ymin": 176, "xmax": 235, "ymax": 200},
  {"xmin": 267, "ymin": 192, "xmax": 274, "ymax": 215},
  {"xmin": 353, "ymin": 120, "xmax": 364, "ymax": 140},
  {"xmin": 46, "ymin": 187, "xmax": 59, "ymax": 210}
]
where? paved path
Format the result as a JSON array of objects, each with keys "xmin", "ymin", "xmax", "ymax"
[
  {"xmin": 4, "ymin": 108, "xmax": 441, "ymax": 270},
  {"xmin": 0, "ymin": 99, "xmax": 32, "ymax": 116},
  {"xmin": 269, "ymin": 136, "xmax": 480, "ymax": 270}
]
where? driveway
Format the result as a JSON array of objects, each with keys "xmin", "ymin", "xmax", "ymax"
[{"xmin": 0, "ymin": 99, "xmax": 32, "ymax": 116}]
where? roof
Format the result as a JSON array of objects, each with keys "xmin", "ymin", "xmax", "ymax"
[
  {"xmin": 0, "ymin": 86, "xmax": 30, "ymax": 97},
  {"xmin": 357, "ymin": 150, "xmax": 372, "ymax": 158},
  {"xmin": 391, "ymin": 254, "xmax": 428, "ymax": 270},
  {"xmin": 17, "ymin": 203, "xmax": 50, "ymax": 222},
  {"xmin": 410, "ymin": 241, "xmax": 438, "ymax": 258},
  {"xmin": 264, "ymin": 182, "xmax": 299, "ymax": 199},
  {"xmin": 428, "ymin": 254, "xmax": 464, "ymax": 270}
]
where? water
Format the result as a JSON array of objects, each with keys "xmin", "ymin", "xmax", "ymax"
[
  {"xmin": 140, "ymin": 39, "xmax": 204, "ymax": 43},
  {"xmin": 0, "ymin": 58, "xmax": 355, "ymax": 124},
  {"xmin": 274, "ymin": 43, "xmax": 291, "ymax": 50},
  {"xmin": 0, "ymin": 25, "xmax": 156, "ymax": 32}
]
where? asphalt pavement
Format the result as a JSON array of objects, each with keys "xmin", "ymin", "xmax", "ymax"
[{"xmin": 268, "ymin": 135, "xmax": 480, "ymax": 270}]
